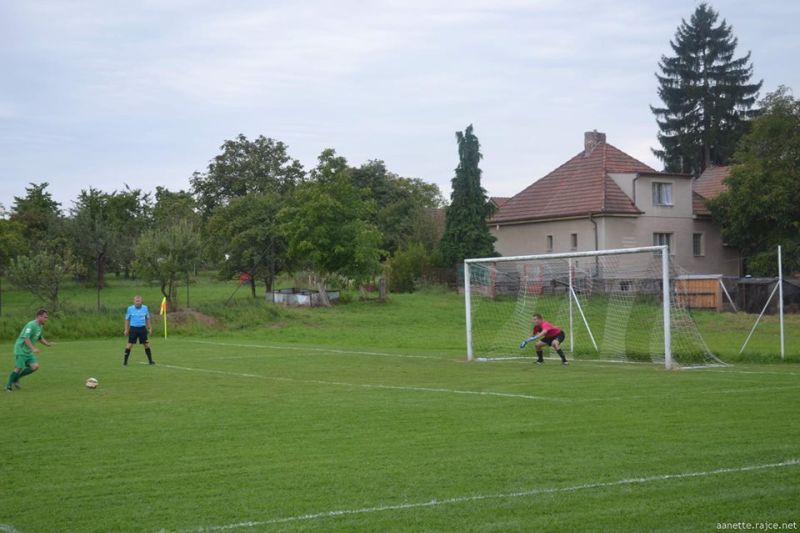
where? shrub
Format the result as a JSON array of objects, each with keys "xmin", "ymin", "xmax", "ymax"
[{"xmin": 389, "ymin": 242, "xmax": 429, "ymax": 293}]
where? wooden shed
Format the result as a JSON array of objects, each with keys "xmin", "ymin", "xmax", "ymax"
[{"xmin": 674, "ymin": 275, "xmax": 730, "ymax": 311}]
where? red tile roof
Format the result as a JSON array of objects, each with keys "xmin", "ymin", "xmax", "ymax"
[
  {"xmin": 490, "ymin": 197, "xmax": 511, "ymax": 208},
  {"xmin": 694, "ymin": 165, "xmax": 730, "ymax": 199},
  {"xmin": 692, "ymin": 191, "xmax": 712, "ymax": 216},
  {"xmin": 491, "ymin": 142, "xmax": 654, "ymax": 224}
]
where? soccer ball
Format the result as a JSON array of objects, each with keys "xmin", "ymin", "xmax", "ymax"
[{"xmin": 85, "ymin": 377, "xmax": 98, "ymax": 389}]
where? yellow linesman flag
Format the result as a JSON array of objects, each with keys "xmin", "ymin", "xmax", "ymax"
[{"xmin": 160, "ymin": 296, "xmax": 168, "ymax": 338}]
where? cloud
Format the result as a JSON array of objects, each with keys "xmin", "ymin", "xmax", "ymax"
[{"xmin": 2, "ymin": 0, "xmax": 798, "ymax": 207}]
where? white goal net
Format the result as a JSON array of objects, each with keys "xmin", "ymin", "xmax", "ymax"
[{"xmin": 464, "ymin": 246, "xmax": 724, "ymax": 368}]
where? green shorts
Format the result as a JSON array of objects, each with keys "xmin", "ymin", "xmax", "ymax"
[{"xmin": 14, "ymin": 352, "xmax": 37, "ymax": 369}]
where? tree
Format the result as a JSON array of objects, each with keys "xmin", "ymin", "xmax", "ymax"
[
  {"xmin": 69, "ymin": 187, "xmax": 151, "ymax": 289},
  {"xmin": 7, "ymin": 251, "xmax": 83, "ymax": 311},
  {"xmin": 133, "ymin": 221, "xmax": 201, "ymax": 309},
  {"xmin": 351, "ymin": 160, "xmax": 444, "ymax": 255},
  {"xmin": 104, "ymin": 186, "xmax": 152, "ymax": 277},
  {"xmin": 708, "ymin": 87, "xmax": 800, "ymax": 275},
  {"xmin": 0, "ymin": 219, "xmax": 26, "ymax": 274},
  {"xmin": 652, "ymin": 3, "xmax": 762, "ymax": 176},
  {"xmin": 9, "ymin": 182, "xmax": 63, "ymax": 252},
  {"xmin": 280, "ymin": 150, "xmax": 384, "ymax": 305},
  {"xmin": 206, "ymin": 193, "xmax": 289, "ymax": 298},
  {"xmin": 190, "ymin": 134, "xmax": 305, "ymax": 218},
  {"xmin": 439, "ymin": 124, "xmax": 496, "ymax": 266},
  {"xmin": 153, "ymin": 187, "xmax": 198, "ymax": 228},
  {"xmin": 69, "ymin": 188, "xmax": 116, "ymax": 290}
]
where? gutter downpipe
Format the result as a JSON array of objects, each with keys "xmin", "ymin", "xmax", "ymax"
[
  {"xmin": 632, "ymin": 173, "xmax": 643, "ymax": 207},
  {"xmin": 588, "ymin": 212, "xmax": 599, "ymax": 276}
]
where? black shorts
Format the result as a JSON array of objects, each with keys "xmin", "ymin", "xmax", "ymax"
[
  {"xmin": 128, "ymin": 326, "xmax": 149, "ymax": 344},
  {"xmin": 542, "ymin": 331, "xmax": 565, "ymax": 346}
]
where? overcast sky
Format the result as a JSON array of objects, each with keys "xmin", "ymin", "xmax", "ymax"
[{"xmin": 1, "ymin": 0, "xmax": 798, "ymax": 211}]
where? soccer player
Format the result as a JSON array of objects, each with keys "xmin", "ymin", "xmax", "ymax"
[
  {"xmin": 5, "ymin": 308, "xmax": 52, "ymax": 392},
  {"xmin": 520, "ymin": 313, "xmax": 568, "ymax": 365},
  {"xmin": 124, "ymin": 295, "xmax": 155, "ymax": 366}
]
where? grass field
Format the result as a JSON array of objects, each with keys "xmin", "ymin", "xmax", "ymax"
[
  {"xmin": 1, "ymin": 279, "xmax": 799, "ymax": 531},
  {"xmin": 2, "ymin": 332, "xmax": 799, "ymax": 532}
]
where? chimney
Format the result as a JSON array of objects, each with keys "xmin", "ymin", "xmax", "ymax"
[{"xmin": 584, "ymin": 130, "xmax": 606, "ymax": 156}]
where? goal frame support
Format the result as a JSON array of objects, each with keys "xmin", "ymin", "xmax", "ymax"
[{"xmin": 464, "ymin": 245, "xmax": 672, "ymax": 368}]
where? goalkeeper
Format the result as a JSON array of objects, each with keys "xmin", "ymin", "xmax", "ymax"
[{"xmin": 519, "ymin": 313, "xmax": 568, "ymax": 365}]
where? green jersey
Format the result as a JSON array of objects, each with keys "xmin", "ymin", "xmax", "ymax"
[{"xmin": 15, "ymin": 319, "xmax": 43, "ymax": 355}]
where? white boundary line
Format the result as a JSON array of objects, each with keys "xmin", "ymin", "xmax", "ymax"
[
  {"xmin": 166, "ymin": 458, "xmax": 800, "ymax": 533},
  {"xmin": 186, "ymin": 340, "xmax": 442, "ymax": 360},
  {"xmin": 0, "ymin": 525, "xmax": 21, "ymax": 533},
  {"xmin": 156, "ymin": 363, "xmax": 567, "ymax": 402}
]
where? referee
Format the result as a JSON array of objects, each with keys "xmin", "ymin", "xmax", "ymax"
[{"xmin": 123, "ymin": 295, "xmax": 155, "ymax": 366}]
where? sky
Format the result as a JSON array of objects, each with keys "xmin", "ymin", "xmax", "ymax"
[{"xmin": 1, "ymin": 0, "xmax": 799, "ymax": 212}]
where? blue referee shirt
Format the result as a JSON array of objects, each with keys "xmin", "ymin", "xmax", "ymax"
[{"xmin": 126, "ymin": 304, "xmax": 150, "ymax": 327}]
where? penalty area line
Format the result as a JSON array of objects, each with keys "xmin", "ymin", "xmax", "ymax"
[
  {"xmin": 185, "ymin": 340, "xmax": 441, "ymax": 360},
  {"xmin": 155, "ymin": 363, "xmax": 567, "ymax": 402},
  {"xmin": 168, "ymin": 458, "xmax": 800, "ymax": 533}
]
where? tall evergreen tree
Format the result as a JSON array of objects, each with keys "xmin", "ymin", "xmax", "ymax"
[
  {"xmin": 651, "ymin": 3, "xmax": 761, "ymax": 176},
  {"xmin": 440, "ymin": 124, "xmax": 496, "ymax": 266}
]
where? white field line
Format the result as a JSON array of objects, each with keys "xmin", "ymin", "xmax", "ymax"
[
  {"xmin": 573, "ymin": 384, "xmax": 800, "ymax": 403},
  {"xmin": 186, "ymin": 340, "xmax": 441, "ymax": 360},
  {"xmin": 152, "ymin": 363, "xmax": 800, "ymax": 404},
  {"xmin": 705, "ymin": 369, "xmax": 800, "ymax": 377},
  {"xmin": 156, "ymin": 363, "xmax": 567, "ymax": 402},
  {"xmin": 182, "ymin": 341, "xmax": 800, "ymax": 376},
  {"xmin": 166, "ymin": 458, "xmax": 800, "ymax": 533},
  {"xmin": 0, "ymin": 525, "xmax": 21, "ymax": 533}
]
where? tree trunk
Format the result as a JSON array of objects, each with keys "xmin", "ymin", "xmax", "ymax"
[
  {"xmin": 97, "ymin": 254, "xmax": 106, "ymax": 290},
  {"xmin": 250, "ymin": 277, "xmax": 256, "ymax": 298},
  {"xmin": 167, "ymin": 278, "xmax": 178, "ymax": 311},
  {"xmin": 316, "ymin": 280, "xmax": 331, "ymax": 307},
  {"xmin": 264, "ymin": 277, "xmax": 273, "ymax": 303}
]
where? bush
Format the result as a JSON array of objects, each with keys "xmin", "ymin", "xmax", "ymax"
[{"xmin": 389, "ymin": 243, "xmax": 429, "ymax": 293}]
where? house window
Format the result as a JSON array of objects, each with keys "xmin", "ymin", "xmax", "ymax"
[
  {"xmin": 570, "ymin": 233, "xmax": 578, "ymax": 251},
  {"xmin": 693, "ymin": 233, "xmax": 704, "ymax": 257},
  {"xmin": 653, "ymin": 232, "xmax": 673, "ymax": 254},
  {"xmin": 652, "ymin": 182, "xmax": 673, "ymax": 206},
  {"xmin": 546, "ymin": 235, "xmax": 553, "ymax": 252}
]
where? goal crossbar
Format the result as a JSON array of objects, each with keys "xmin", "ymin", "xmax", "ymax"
[{"xmin": 464, "ymin": 245, "xmax": 670, "ymax": 264}]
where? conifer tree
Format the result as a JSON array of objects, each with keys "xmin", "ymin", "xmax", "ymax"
[
  {"xmin": 651, "ymin": 3, "xmax": 761, "ymax": 176},
  {"xmin": 440, "ymin": 124, "xmax": 496, "ymax": 266}
]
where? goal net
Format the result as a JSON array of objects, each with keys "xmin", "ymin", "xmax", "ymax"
[{"xmin": 464, "ymin": 246, "xmax": 724, "ymax": 368}]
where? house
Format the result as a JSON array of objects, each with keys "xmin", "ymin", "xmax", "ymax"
[{"xmin": 489, "ymin": 131, "xmax": 741, "ymax": 276}]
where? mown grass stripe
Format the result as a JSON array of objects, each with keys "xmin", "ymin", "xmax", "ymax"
[
  {"xmin": 156, "ymin": 363, "xmax": 567, "ymax": 402},
  {"xmin": 170, "ymin": 459, "xmax": 800, "ymax": 532}
]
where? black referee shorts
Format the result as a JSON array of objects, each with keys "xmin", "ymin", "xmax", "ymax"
[{"xmin": 128, "ymin": 326, "xmax": 149, "ymax": 345}]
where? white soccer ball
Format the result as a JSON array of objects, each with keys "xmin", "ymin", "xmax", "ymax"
[{"xmin": 85, "ymin": 377, "xmax": 98, "ymax": 389}]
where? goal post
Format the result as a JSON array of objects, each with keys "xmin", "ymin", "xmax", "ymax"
[{"xmin": 464, "ymin": 246, "xmax": 723, "ymax": 369}]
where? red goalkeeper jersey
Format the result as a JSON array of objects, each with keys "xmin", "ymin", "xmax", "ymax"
[{"xmin": 533, "ymin": 320, "xmax": 562, "ymax": 339}]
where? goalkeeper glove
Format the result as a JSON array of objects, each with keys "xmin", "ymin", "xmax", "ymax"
[{"xmin": 520, "ymin": 334, "xmax": 542, "ymax": 349}]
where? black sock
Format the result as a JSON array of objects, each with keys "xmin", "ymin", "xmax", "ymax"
[
  {"xmin": 557, "ymin": 349, "xmax": 566, "ymax": 362},
  {"xmin": 536, "ymin": 351, "xmax": 544, "ymax": 362},
  {"xmin": 124, "ymin": 349, "xmax": 131, "ymax": 365},
  {"xmin": 145, "ymin": 347, "xmax": 153, "ymax": 363}
]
